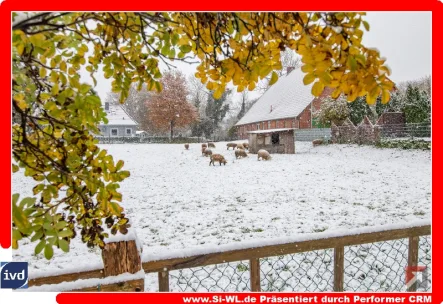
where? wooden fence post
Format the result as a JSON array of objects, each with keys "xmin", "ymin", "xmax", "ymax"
[
  {"xmin": 250, "ymin": 259, "xmax": 261, "ymax": 292},
  {"xmin": 334, "ymin": 246, "xmax": 344, "ymax": 292},
  {"xmin": 158, "ymin": 270, "xmax": 170, "ymax": 292},
  {"xmin": 100, "ymin": 240, "xmax": 144, "ymax": 292},
  {"xmin": 407, "ymin": 236, "xmax": 419, "ymax": 292}
]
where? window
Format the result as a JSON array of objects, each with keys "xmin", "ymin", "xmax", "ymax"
[
  {"xmin": 126, "ymin": 128, "xmax": 132, "ymax": 136},
  {"xmin": 271, "ymin": 133, "xmax": 280, "ymax": 145},
  {"xmin": 268, "ymin": 121, "xmax": 271, "ymax": 129},
  {"xmin": 111, "ymin": 128, "xmax": 118, "ymax": 136},
  {"xmin": 256, "ymin": 123, "xmax": 260, "ymax": 130}
]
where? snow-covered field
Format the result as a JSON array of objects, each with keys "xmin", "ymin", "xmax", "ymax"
[{"xmin": 13, "ymin": 141, "xmax": 431, "ymax": 291}]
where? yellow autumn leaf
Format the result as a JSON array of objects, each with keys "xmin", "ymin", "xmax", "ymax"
[
  {"xmin": 331, "ymin": 89, "xmax": 341, "ymax": 99},
  {"xmin": 269, "ymin": 71, "xmax": 278, "ymax": 86},
  {"xmin": 311, "ymin": 81, "xmax": 325, "ymax": 97},
  {"xmin": 303, "ymin": 73, "xmax": 316, "ymax": 85},
  {"xmin": 301, "ymin": 64, "xmax": 314, "ymax": 73},
  {"xmin": 381, "ymin": 89, "xmax": 391, "ymax": 104}
]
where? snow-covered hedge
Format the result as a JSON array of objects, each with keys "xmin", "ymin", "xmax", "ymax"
[{"xmin": 376, "ymin": 138, "xmax": 431, "ymax": 150}]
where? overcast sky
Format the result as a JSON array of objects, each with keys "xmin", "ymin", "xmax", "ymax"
[{"xmin": 87, "ymin": 12, "xmax": 431, "ymax": 103}]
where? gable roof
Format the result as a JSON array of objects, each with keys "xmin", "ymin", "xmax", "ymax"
[
  {"xmin": 235, "ymin": 68, "xmax": 315, "ymax": 126},
  {"xmin": 101, "ymin": 102, "xmax": 138, "ymax": 126}
]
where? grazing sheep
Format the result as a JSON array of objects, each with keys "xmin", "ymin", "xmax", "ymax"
[
  {"xmin": 243, "ymin": 143, "xmax": 249, "ymax": 150},
  {"xmin": 235, "ymin": 149, "xmax": 248, "ymax": 159},
  {"xmin": 203, "ymin": 148, "xmax": 213, "ymax": 157},
  {"xmin": 201, "ymin": 147, "xmax": 207, "ymax": 156},
  {"xmin": 236, "ymin": 143, "xmax": 245, "ymax": 150},
  {"xmin": 202, "ymin": 143, "xmax": 208, "ymax": 149},
  {"xmin": 208, "ymin": 142, "xmax": 216, "ymax": 148},
  {"xmin": 209, "ymin": 154, "xmax": 227, "ymax": 166},
  {"xmin": 184, "ymin": 144, "xmax": 189, "ymax": 150},
  {"xmin": 312, "ymin": 139, "xmax": 323, "ymax": 147},
  {"xmin": 257, "ymin": 149, "xmax": 271, "ymax": 161},
  {"xmin": 226, "ymin": 143, "xmax": 237, "ymax": 150}
]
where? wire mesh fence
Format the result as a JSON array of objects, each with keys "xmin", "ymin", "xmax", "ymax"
[
  {"xmin": 169, "ymin": 261, "xmax": 251, "ymax": 292},
  {"xmin": 165, "ymin": 236, "xmax": 431, "ymax": 292},
  {"xmin": 379, "ymin": 123, "xmax": 431, "ymax": 139}
]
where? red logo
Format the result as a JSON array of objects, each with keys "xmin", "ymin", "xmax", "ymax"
[{"xmin": 405, "ymin": 266, "xmax": 428, "ymax": 289}]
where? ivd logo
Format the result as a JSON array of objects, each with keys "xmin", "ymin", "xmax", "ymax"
[{"xmin": 0, "ymin": 262, "xmax": 28, "ymax": 289}]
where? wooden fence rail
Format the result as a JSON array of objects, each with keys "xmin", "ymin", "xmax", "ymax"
[{"xmin": 28, "ymin": 223, "xmax": 431, "ymax": 292}]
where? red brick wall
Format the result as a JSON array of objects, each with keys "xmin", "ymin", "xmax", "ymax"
[{"xmin": 236, "ymin": 88, "xmax": 332, "ymax": 139}]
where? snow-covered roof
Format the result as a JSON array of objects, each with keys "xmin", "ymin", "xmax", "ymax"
[
  {"xmin": 236, "ymin": 68, "xmax": 315, "ymax": 126},
  {"xmin": 101, "ymin": 102, "xmax": 138, "ymax": 126},
  {"xmin": 247, "ymin": 128, "xmax": 295, "ymax": 134},
  {"xmin": 136, "ymin": 131, "xmax": 148, "ymax": 135}
]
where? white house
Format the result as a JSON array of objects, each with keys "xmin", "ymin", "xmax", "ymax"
[{"xmin": 99, "ymin": 102, "xmax": 138, "ymax": 137}]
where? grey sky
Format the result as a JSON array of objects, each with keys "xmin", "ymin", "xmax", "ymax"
[{"xmin": 88, "ymin": 12, "xmax": 431, "ymax": 103}]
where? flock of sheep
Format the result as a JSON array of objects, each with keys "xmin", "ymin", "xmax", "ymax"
[{"xmin": 184, "ymin": 142, "xmax": 272, "ymax": 166}]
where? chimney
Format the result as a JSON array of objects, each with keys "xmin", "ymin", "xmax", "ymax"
[
  {"xmin": 286, "ymin": 66, "xmax": 295, "ymax": 75},
  {"xmin": 104, "ymin": 102, "xmax": 110, "ymax": 111}
]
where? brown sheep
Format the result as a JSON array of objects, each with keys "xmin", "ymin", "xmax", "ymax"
[
  {"xmin": 208, "ymin": 142, "xmax": 216, "ymax": 148},
  {"xmin": 209, "ymin": 154, "xmax": 227, "ymax": 166},
  {"xmin": 226, "ymin": 143, "xmax": 237, "ymax": 150},
  {"xmin": 257, "ymin": 149, "xmax": 271, "ymax": 161},
  {"xmin": 242, "ymin": 143, "xmax": 249, "ymax": 150},
  {"xmin": 235, "ymin": 149, "xmax": 248, "ymax": 159},
  {"xmin": 184, "ymin": 144, "xmax": 189, "ymax": 150},
  {"xmin": 312, "ymin": 139, "xmax": 324, "ymax": 147},
  {"xmin": 203, "ymin": 148, "xmax": 213, "ymax": 157},
  {"xmin": 202, "ymin": 143, "xmax": 208, "ymax": 149},
  {"xmin": 236, "ymin": 143, "xmax": 245, "ymax": 150}
]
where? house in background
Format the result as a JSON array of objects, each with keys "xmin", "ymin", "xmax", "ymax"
[
  {"xmin": 235, "ymin": 67, "xmax": 333, "ymax": 140},
  {"xmin": 99, "ymin": 102, "xmax": 138, "ymax": 137}
]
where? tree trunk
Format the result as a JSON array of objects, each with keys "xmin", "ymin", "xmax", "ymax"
[{"xmin": 170, "ymin": 121, "xmax": 174, "ymax": 141}]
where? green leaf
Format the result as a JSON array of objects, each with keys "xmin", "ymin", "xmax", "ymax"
[
  {"xmin": 55, "ymin": 221, "xmax": 67, "ymax": 230},
  {"xmin": 44, "ymin": 244, "xmax": 54, "ymax": 259},
  {"xmin": 12, "ymin": 193, "xmax": 19, "ymax": 205},
  {"xmin": 57, "ymin": 229, "xmax": 73, "ymax": 238},
  {"xmin": 269, "ymin": 71, "xmax": 278, "ymax": 86},
  {"xmin": 35, "ymin": 240, "xmax": 45, "ymax": 255},
  {"xmin": 13, "ymin": 164, "xmax": 19, "ymax": 173},
  {"xmin": 363, "ymin": 20, "xmax": 370, "ymax": 31},
  {"xmin": 31, "ymin": 230, "xmax": 44, "ymax": 242},
  {"xmin": 179, "ymin": 45, "xmax": 192, "ymax": 53},
  {"xmin": 110, "ymin": 202, "xmax": 123, "ymax": 215},
  {"xmin": 12, "ymin": 200, "xmax": 31, "ymax": 233},
  {"xmin": 348, "ymin": 56, "xmax": 357, "ymax": 72},
  {"xmin": 115, "ymin": 160, "xmax": 124, "ymax": 171},
  {"xmin": 19, "ymin": 197, "xmax": 36, "ymax": 208},
  {"xmin": 58, "ymin": 239, "xmax": 70, "ymax": 253}
]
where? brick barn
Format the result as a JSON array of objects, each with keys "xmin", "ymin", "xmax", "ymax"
[{"xmin": 235, "ymin": 67, "xmax": 333, "ymax": 140}]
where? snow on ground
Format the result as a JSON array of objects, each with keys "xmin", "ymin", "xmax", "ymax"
[{"xmin": 12, "ymin": 141, "xmax": 431, "ymax": 291}]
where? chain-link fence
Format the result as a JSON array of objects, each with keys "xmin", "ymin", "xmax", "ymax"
[{"xmin": 164, "ymin": 236, "xmax": 431, "ymax": 292}]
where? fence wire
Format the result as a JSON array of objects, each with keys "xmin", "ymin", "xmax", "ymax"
[
  {"xmin": 169, "ymin": 261, "xmax": 251, "ymax": 292},
  {"xmin": 165, "ymin": 237, "xmax": 431, "ymax": 292},
  {"xmin": 260, "ymin": 250, "xmax": 334, "ymax": 291},
  {"xmin": 418, "ymin": 235, "xmax": 432, "ymax": 291},
  {"xmin": 344, "ymin": 239, "xmax": 408, "ymax": 291},
  {"xmin": 379, "ymin": 123, "xmax": 431, "ymax": 139}
]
